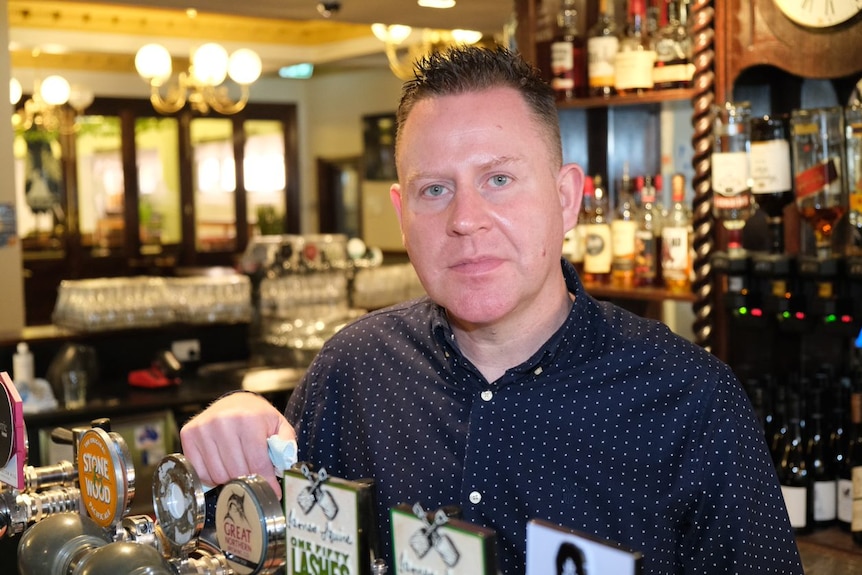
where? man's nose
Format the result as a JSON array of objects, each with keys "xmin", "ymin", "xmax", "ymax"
[{"xmin": 447, "ymin": 186, "xmax": 492, "ymax": 235}]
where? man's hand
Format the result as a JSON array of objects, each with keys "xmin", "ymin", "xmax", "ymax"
[{"xmin": 180, "ymin": 392, "xmax": 296, "ymax": 497}]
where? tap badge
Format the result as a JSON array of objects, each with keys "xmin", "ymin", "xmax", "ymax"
[
  {"xmin": 284, "ymin": 465, "xmax": 368, "ymax": 575},
  {"xmin": 217, "ymin": 482, "xmax": 266, "ymax": 574},
  {"xmin": 408, "ymin": 502, "xmax": 460, "ymax": 568},
  {"xmin": 296, "ymin": 464, "xmax": 339, "ymax": 520}
]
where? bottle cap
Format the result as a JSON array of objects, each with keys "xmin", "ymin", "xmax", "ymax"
[{"xmin": 583, "ymin": 176, "xmax": 595, "ymax": 197}]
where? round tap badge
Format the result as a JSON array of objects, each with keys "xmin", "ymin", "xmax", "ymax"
[
  {"xmin": 216, "ymin": 476, "xmax": 285, "ymax": 575},
  {"xmin": 0, "ymin": 383, "xmax": 15, "ymax": 468},
  {"xmin": 77, "ymin": 427, "xmax": 127, "ymax": 529},
  {"xmin": 153, "ymin": 453, "xmax": 205, "ymax": 549}
]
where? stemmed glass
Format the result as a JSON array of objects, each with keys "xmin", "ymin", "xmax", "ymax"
[{"xmin": 791, "ymin": 106, "xmax": 847, "ymax": 260}]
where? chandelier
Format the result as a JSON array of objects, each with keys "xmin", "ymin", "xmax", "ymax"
[
  {"xmin": 371, "ymin": 23, "xmax": 484, "ymax": 80},
  {"xmin": 10, "ymin": 75, "xmax": 94, "ymax": 133},
  {"xmin": 134, "ymin": 42, "xmax": 262, "ymax": 115}
]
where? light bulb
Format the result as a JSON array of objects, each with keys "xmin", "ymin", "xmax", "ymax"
[
  {"xmin": 371, "ymin": 23, "xmax": 413, "ymax": 45},
  {"xmin": 69, "ymin": 84, "xmax": 95, "ymax": 111},
  {"xmin": 135, "ymin": 44, "xmax": 173, "ymax": 84},
  {"xmin": 40, "ymin": 75, "xmax": 71, "ymax": 106},
  {"xmin": 228, "ymin": 49, "xmax": 262, "ymax": 85},
  {"xmin": 10, "ymin": 77, "xmax": 22, "ymax": 105},
  {"xmin": 450, "ymin": 29, "xmax": 483, "ymax": 45},
  {"xmin": 192, "ymin": 43, "xmax": 229, "ymax": 86}
]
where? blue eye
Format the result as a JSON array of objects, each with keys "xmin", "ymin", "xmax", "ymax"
[
  {"xmin": 490, "ymin": 174, "xmax": 510, "ymax": 187},
  {"xmin": 424, "ymin": 184, "xmax": 447, "ymax": 197}
]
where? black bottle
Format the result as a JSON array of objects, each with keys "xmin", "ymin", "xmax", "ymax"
[
  {"xmin": 806, "ymin": 388, "xmax": 836, "ymax": 529},
  {"xmin": 778, "ymin": 393, "xmax": 811, "ymax": 534}
]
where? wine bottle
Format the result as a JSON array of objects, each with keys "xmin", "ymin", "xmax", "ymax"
[
  {"xmin": 778, "ymin": 393, "xmax": 811, "ymax": 534},
  {"xmin": 749, "ymin": 114, "xmax": 794, "ymax": 254},
  {"xmin": 837, "ymin": 389, "xmax": 857, "ymax": 531},
  {"xmin": 770, "ymin": 383, "xmax": 789, "ymax": 467},
  {"xmin": 550, "ymin": 0, "xmax": 588, "ymax": 100},
  {"xmin": 847, "ymin": 391, "xmax": 862, "ymax": 542},
  {"xmin": 807, "ymin": 387, "xmax": 837, "ymax": 529},
  {"xmin": 587, "ymin": 0, "xmax": 619, "ymax": 98}
]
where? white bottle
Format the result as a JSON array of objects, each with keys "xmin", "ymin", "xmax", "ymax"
[{"xmin": 13, "ymin": 342, "xmax": 34, "ymax": 400}]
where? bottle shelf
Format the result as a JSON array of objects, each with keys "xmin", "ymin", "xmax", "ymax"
[
  {"xmin": 797, "ymin": 527, "xmax": 862, "ymax": 573},
  {"xmin": 583, "ymin": 282, "xmax": 695, "ymax": 303},
  {"xmin": 556, "ymin": 87, "xmax": 695, "ymax": 109}
]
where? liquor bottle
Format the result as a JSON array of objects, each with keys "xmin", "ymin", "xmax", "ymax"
[
  {"xmin": 790, "ymin": 106, "xmax": 847, "ymax": 260},
  {"xmin": 534, "ymin": 0, "xmax": 557, "ymax": 87},
  {"xmin": 779, "ymin": 393, "xmax": 812, "ymax": 534},
  {"xmin": 846, "ymin": 104, "xmax": 862, "ymax": 255},
  {"xmin": 614, "ymin": 0, "xmax": 657, "ymax": 95},
  {"xmin": 807, "ymin": 387, "xmax": 837, "ymax": 529},
  {"xmin": 582, "ymin": 175, "xmax": 612, "ymax": 284},
  {"xmin": 844, "ymin": 391, "xmax": 862, "ymax": 538},
  {"xmin": 550, "ymin": 0, "xmax": 588, "ymax": 100},
  {"xmin": 646, "ymin": 0, "xmax": 662, "ymax": 38},
  {"xmin": 634, "ymin": 175, "xmax": 662, "ymax": 287},
  {"xmin": 611, "ymin": 164, "xmax": 639, "ymax": 288},
  {"xmin": 652, "ymin": 0, "xmax": 694, "ymax": 90},
  {"xmin": 712, "ymin": 100, "xmax": 755, "ymax": 258},
  {"xmin": 587, "ymin": 0, "xmax": 619, "ymax": 98},
  {"xmin": 661, "ymin": 173, "xmax": 691, "ymax": 293},
  {"xmin": 749, "ymin": 114, "xmax": 794, "ymax": 254}
]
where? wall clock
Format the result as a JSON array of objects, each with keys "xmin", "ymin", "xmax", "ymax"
[
  {"xmin": 717, "ymin": 0, "xmax": 862, "ymax": 97},
  {"xmin": 773, "ymin": 0, "xmax": 862, "ymax": 29}
]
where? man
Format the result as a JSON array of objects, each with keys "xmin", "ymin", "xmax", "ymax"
[{"xmin": 181, "ymin": 46, "xmax": 802, "ymax": 574}]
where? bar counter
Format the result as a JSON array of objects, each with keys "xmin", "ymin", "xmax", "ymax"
[
  {"xmin": 4, "ymin": 325, "xmax": 862, "ymax": 571},
  {"xmin": 799, "ymin": 527, "xmax": 862, "ymax": 573}
]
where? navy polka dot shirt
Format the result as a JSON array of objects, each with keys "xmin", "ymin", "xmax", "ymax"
[{"xmin": 285, "ymin": 259, "xmax": 803, "ymax": 574}]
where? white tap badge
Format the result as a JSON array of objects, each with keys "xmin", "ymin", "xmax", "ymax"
[
  {"xmin": 390, "ymin": 503, "xmax": 498, "ymax": 575},
  {"xmin": 525, "ymin": 519, "xmax": 643, "ymax": 575},
  {"xmin": 283, "ymin": 464, "xmax": 376, "ymax": 575}
]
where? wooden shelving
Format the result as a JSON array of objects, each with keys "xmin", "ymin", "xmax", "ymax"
[
  {"xmin": 584, "ymin": 283, "xmax": 695, "ymax": 303},
  {"xmin": 797, "ymin": 528, "xmax": 862, "ymax": 575},
  {"xmin": 557, "ymin": 88, "xmax": 696, "ymax": 110}
]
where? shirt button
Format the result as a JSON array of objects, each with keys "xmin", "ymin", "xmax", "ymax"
[
  {"xmin": 469, "ymin": 491, "xmax": 482, "ymax": 504},
  {"xmin": 480, "ymin": 390, "xmax": 493, "ymax": 401}
]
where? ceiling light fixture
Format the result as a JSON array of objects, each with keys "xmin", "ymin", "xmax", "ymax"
[
  {"xmin": 417, "ymin": 0, "xmax": 457, "ymax": 8},
  {"xmin": 371, "ymin": 23, "xmax": 483, "ymax": 80},
  {"xmin": 134, "ymin": 42, "xmax": 262, "ymax": 115},
  {"xmin": 10, "ymin": 75, "xmax": 94, "ymax": 133}
]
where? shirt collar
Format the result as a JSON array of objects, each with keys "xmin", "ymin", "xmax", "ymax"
[{"xmin": 429, "ymin": 259, "xmax": 593, "ymax": 379}]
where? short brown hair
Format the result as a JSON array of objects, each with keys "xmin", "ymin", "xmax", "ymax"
[{"xmin": 395, "ymin": 46, "xmax": 563, "ymax": 166}]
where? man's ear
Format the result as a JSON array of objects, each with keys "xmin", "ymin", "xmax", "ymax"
[
  {"xmin": 558, "ymin": 163, "xmax": 584, "ymax": 233},
  {"xmin": 389, "ymin": 182, "xmax": 404, "ymax": 226},
  {"xmin": 389, "ymin": 182, "xmax": 408, "ymax": 247}
]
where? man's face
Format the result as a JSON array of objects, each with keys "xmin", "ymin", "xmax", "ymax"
[{"xmin": 390, "ymin": 86, "xmax": 582, "ymax": 328}]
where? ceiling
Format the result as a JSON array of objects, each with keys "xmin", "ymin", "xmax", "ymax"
[{"xmin": 7, "ymin": 0, "xmax": 516, "ymax": 76}]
